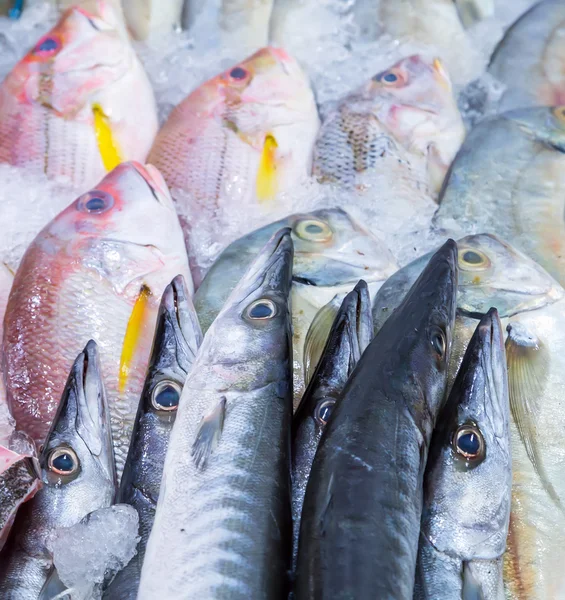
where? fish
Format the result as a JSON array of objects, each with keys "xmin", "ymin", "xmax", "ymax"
[
  {"xmin": 488, "ymin": 0, "xmax": 565, "ymax": 111},
  {"xmin": 414, "ymin": 308, "xmax": 511, "ymax": 600},
  {"xmin": 122, "ymin": 0, "xmax": 183, "ymax": 40},
  {"xmin": 147, "ymin": 47, "xmax": 319, "ymax": 260},
  {"xmin": 193, "ymin": 207, "xmax": 397, "ymax": 404},
  {"xmin": 295, "ymin": 239, "xmax": 458, "ymax": 599},
  {"xmin": 373, "ymin": 233, "xmax": 565, "ymax": 598},
  {"xmin": 0, "ymin": 263, "xmax": 14, "ymax": 446},
  {"xmin": 0, "ymin": 340, "xmax": 116, "ymax": 599},
  {"xmin": 313, "ymin": 54, "xmax": 465, "ymax": 197},
  {"xmin": 104, "ymin": 275, "xmax": 202, "ymax": 599},
  {"xmin": 291, "ymin": 280, "xmax": 372, "ymax": 571},
  {"xmin": 3, "ymin": 161, "xmax": 191, "ymax": 477},
  {"xmin": 434, "ymin": 107, "xmax": 565, "ymax": 289},
  {"xmin": 138, "ymin": 228, "xmax": 294, "ymax": 599},
  {"xmin": 0, "ymin": 2, "xmax": 158, "ymax": 189}
]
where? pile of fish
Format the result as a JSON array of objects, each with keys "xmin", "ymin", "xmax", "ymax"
[{"xmin": 0, "ymin": 0, "xmax": 563, "ymax": 598}]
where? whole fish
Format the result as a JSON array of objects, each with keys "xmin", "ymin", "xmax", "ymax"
[
  {"xmin": 295, "ymin": 239, "xmax": 458, "ymax": 599},
  {"xmin": 313, "ymin": 54, "xmax": 465, "ymax": 196},
  {"xmin": 193, "ymin": 207, "xmax": 397, "ymax": 403},
  {"xmin": 434, "ymin": 106, "xmax": 565, "ymax": 289},
  {"xmin": 139, "ymin": 228, "xmax": 293, "ymax": 599},
  {"xmin": 489, "ymin": 0, "xmax": 565, "ymax": 111},
  {"xmin": 415, "ymin": 308, "xmax": 511, "ymax": 600},
  {"xmin": 147, "ymin": 47, "xmax": 319, "ymax": 262},
  {"xmin": 291, "ymin": 280, "xmax": 372, "ymax": 570},
  {"xmin": 0, "ymin": 2, "xmax": 158, "ymax": 189},
  {"xmin": 104, "ymin": 275, "xmax": 202, "ymax": 599},
  {"xmin": 373, "ymin": 233, "xmax": 565, "ymax": 599},
  {"xmin": 0, "ymin": 341, "xmax": 116, "ymax": 599},
  {"xmin": 3, "ymin": 162, "xmax": 191, "ymax": 477}
]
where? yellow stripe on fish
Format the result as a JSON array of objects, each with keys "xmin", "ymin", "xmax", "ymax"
[
  {"xmin": 256, "ymin": 134, "xmax": 278, "ymax": 202},
  {"xmin": 119, "ymin": 285, "xmax": 152, "ymax": 393},
  {"xmin": 92, "ymin": 103, "xmax": 122, "ymax": 171}
]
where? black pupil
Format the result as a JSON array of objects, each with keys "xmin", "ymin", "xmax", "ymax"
[
  {"xmin": 317, "ymin": 401, "xmax": 334, "ymax": 424},
  {"xmin": 305, "ymin": 223, "xmax": 323, "ymax": 234},
  {"xmin": 52, "ymin": 453, "xmax": 74, "ymax": 473},
  {"xmin": 37, "ymin": 38, "xmax": 58, "ymax": 52},
  {"xmin": 230, "ymin": 67, "xmax": 247, "ymax": 80},
  {"xmin": 86, "ymin": 197, "xmax": 106, "ymax": 212},
  {"xmin": 432, "ymin": 333, "xmax": 444, "ymax": 355},
  {"xmin": 383, "ymin": 72, "xmax": 397, "ymax": 82},
  {"xmin": 249, "ymin": 302, "xmax": 273, "ymax": 318},
  {"xmin": 463, "ymin": 251, "xmax": 482, "ymax": 264},
  {"xmin": 155, "ymin": 385, "xmax": 180, "ymax": 408},
  {"xmin": 458, "ymin": 431, "xmax": 480, "ymax": 456}
]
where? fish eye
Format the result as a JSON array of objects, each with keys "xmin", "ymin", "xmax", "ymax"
[
  {"xmin": 429, "ymin": 326, "xmax": 446, "ymax": 358},
  {"xmin": 314, "ymin": 398, "xmax": 336, "ymax": 426},
  {"xmin": 230, "ymin": 67, "xmax": 248, "ymax": 80},
  {"xmin": 452, "ymin": 425, "xmax": 485, "ymax": 462},
  {"xmin": 151, "ymin": 381, "xmax": 182, "ymax": 412},
  {"xmin": 294, "ymin": 219, "xmax": 333, "ymax": 242},
  {"xmin": 458, "ymin": 248, "xmax": 490, "ymax": 271},
  {"xmin": 77, "ymin": 190, "xmax": 114, "ymax": 214},
  {"xmin": 47, "ymin": 447, "xmax": 80, "ymax": 476},
  {"xmin": 33, "ymin": 36, "xmax": 60, "ymax": 56},
  {"xmin": 374, "ymin": 68, "xmax": 404, "ymax": 86},
  {"xmin": 246, "ymin": 299, "xmax": 277, "ymax": 320}
]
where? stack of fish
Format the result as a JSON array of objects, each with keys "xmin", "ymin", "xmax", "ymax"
[{"xmin": 0, "ymin": 0, "xmax": 563, "ymax": 598}]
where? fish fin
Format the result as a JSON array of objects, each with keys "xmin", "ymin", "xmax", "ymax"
[
  {"xmin": 462, "ymin": 561, "xmax": 484, "ymax": 600},
  {"xmin": 318, "ymin": 473, "xmax": 335, "ymax": 537},
  {"xmin": 119, "ymin": 286, "xmax": 152, "ymax": 394},
  {"xmin": 256, "ymin": 134, "xmax": 279, "ymax": 202},
  {"xmin": 38, "ymin": 567, "xmax": 68, "ymax": 600},
  {"xmin": 191, "ymin": 397, "xmax": 227, "ymax": 469},
  {"xmin": 92, "ymin": 103, "xmax": 122, "ymax": 171},
  {"xmin": 426, "ymin": 143, "xmax": 447, "ymax": 198},
  {"xmin": 505, "ymin": 323, "xmax": 563, "ymax": 510}
]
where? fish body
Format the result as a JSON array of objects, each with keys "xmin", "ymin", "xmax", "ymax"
[
  {"xmin": 489, "ymin": 0, "xmax": 565, "ymax": 111},
  {"xmin": 415, "ymin": 309, "xmax": 511, "ymax": 600},
  {"xmin": 0, "ymin": 341, "xmax": 116, "ymax": 599},
  {"xmin": 194, "ymin": 208, "xmax": 397, "ymax": 403},
  {"xmin": 295, "ymin": 240, "xmax": 458, "ymax": 599},
  {"xmin": 0, "ymin": 263, "xmax": 14, "ymax": 445},
  {"xmin": 435, "ymin": 107, "xmax": 565, "ymax": 289},
  {"xmin": 0, "ymin": 3, "xmax": 158, "ymax": 189},
  {"xmin": 291, "ymin": 280, "xmax": 372, "ymax": 570},
  {"xmin": 139, "ymin": 229, "xmax": 294, "ymax": 599},
  {"xmin": 147, "ymin": 47, "xmax": 319, "ymax": 262},
  {"xmin": 313, "ymin": 55, "xmax": 465, "ymax": 196},
  {"xmin": 104, "ymin": 275, "xmax": 202, "ymax": 599},
  {"xmin": 3, "ymin": 162, "xmax": 191, "ymax": 476}
]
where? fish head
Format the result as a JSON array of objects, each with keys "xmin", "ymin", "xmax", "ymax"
[
  {"xmin": 39, "ymin": 341, "xmax": 116, "ymax": 523},
  {"xmin": 8, "ymin": 2, "xmax": 130, "ymax": 116},
  {"xmin": 422, "ymin": 308, "xmax": 511, "ymax": 561}
]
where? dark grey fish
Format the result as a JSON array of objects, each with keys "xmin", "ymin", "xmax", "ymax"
[
  {"xmin": 0, "ymin": 341, "xmax": 116, "ymax": 599},
  {"xmin": 104, "ymin": 275, "xmax": 202, "ymax": 599},
  {"xmin": 295, "ymin": 239, "xmax": 458, "ymax": 599}
]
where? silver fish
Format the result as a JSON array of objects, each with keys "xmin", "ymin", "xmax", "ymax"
[
  {"xmin": 103, "ymin": 275, "xmax": 202, "ymax": 599},
  {"xmin": 139, "ymin": 228, "xmax": 294, "ymax": 599},
  {"xmin": 0, "ymin": 341, "xmax": 116, "ymax": 599},
  {"xmin": 415, "ymin": 308, "xmax": 511, "ymax": 600}
]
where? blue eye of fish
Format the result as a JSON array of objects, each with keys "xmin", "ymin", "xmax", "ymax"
[
  {"xmin": 294, "ymin": 219, "xmax": 332, "ymax": 242},
  {"xmin": 429, "ymin": 327, "xmax": 446, "ymax": 358},
  {"xmin": 152, "ymin": 381, "xmax": 182, "ymax": 412},
  {"xmin": 35, "ymin": 37, "xmax": 59, "ymax": 54},
  {"xmin": 47, "ymin": 447, "xmax": 79, "ymax": 476},
  {"xmin": 247, "ymin": 299, "xmax": 276, "ymax": 320},
  {"xmin": 462, "ymin": 251, "xmax": 483, "ymax": 264},
  {"xmin": 314, "ymin": 399, "xmax": 335, "ymax": 426},
  {"xmin": 77, "ymin": 190, "xmax": 114, "ymax": 214},
  {"xmin": 230, "ymin": 67, "xmax": 247, "ymax": 80},
  {"xmin": 383, "ymin": 73, "xmax": 397, "ymax": 82},
  {"xmin": 305, "ymin": 223, "xmax": 323, "ymax": 234},
  {"xmin": 453, "ymin": 425, "xmax": 484, "ymax": 461}
]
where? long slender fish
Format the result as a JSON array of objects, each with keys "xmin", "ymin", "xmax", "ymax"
[
  {"xmin": 139, "ymin": 228, "xmax": 294, "ymax": 599},
  {"xmin": 3, "ymin": 162, "xmax": 191, "ymax": 477},
  {"xmin": 291, "ymin": 280, "xmax": 372, "ymax": 570},
  {"xmin": 0, "ymin": 341, "xmax": 116, "ymax": 599},
  {"xmin": 295, "ymin": 239, "xmax": 458, "ymax": 599},
  {"xmin": 434, "ymin": 107, "xmax": 565, "ymax": 289},
  {"xmin": 104, "ymin": 275, "xmax": 202, "ymax": 599},
  {"xmin": 489, "ymin": 0, "xmax": 565, "ymax": 111},
  {"xmin": 0, "ymin": 2, "xmax": 158, "ymax": 189},
  {"xmin": 415, "ymin": 308, "xmax": 511, "ymax": 600}
]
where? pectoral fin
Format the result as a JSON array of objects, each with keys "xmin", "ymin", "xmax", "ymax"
[
  {"xmin": 92, "ymin": 103, "xmax": 122, "ymax": 171},
  {"xmin": 191, "ymin": 397, "xmax": 227, "ymax": 469},
  {"xmin": 256, "ymin": 134, "xmax": 279, "ymax": 202}
]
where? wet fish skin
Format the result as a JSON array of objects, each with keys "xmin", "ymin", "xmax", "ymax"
[
  {"xmin": 489, "ymin": 0, "xmax": 565, "ymax": 111},
  {"xmin": 435, "ymin": 106, "xmax": 565, "ymax": 289},
  {"xmin": 3, "ymin": 161, "xmax": 191, "ymax": 478},
  {"xmin": 295, "ymin": 239, "xmax": 458, "ymax": 599},
  {"xmin": 104, "ymin": 275, "xmax": 202, "ymax": 599},
  {"xmin": 291, "ymin": 279, "xmax": 372, "ymax": 570},
  {"xmin": 0, "ymin": 2, "xmax": 158, "ymax": 189},
  {"xmin": 415, "ymin": 308, "xmax": 511, "ymax": 600},
  {"xmin": 139, "ymin": 228, "xmax": 294, "ymax": 600},
  {"xmin": 0, "ymin": 341, "xmax": 116, "ymax": 599}
]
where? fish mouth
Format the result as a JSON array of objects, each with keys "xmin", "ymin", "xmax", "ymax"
[{"xmin": 164, "ymin": 274, "xmax": 198, "ymax": 349}]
